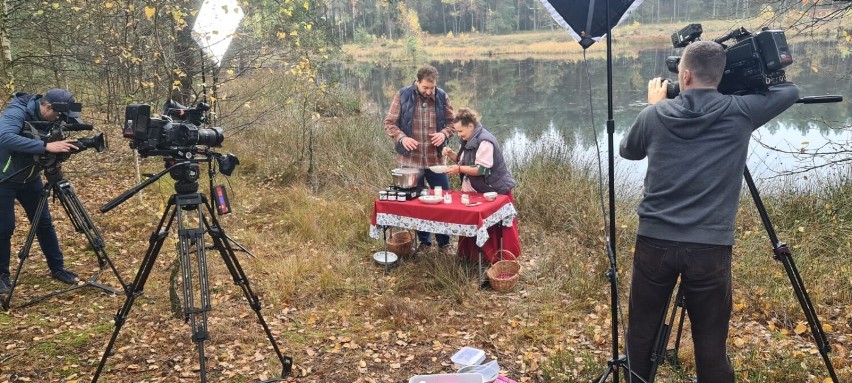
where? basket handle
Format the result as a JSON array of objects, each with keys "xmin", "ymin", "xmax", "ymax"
[{"xmin": 495, "ymin": 249, "xmax": 516, "ymax": 261}]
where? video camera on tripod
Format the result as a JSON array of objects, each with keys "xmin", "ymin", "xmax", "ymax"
[
  {"xmin": 665, "ymin": 23, "xmax": 793, "ymax": 97},
  {"xmin": 22, "ymin": 100, "xmax": 105, "ymax": 167},
  {"xmin": 94, "ymin": 100, "xmax": 293, "ymax": 382},
  {"xmin": 123, "ymin": 100, "xmax": 224, "ymax": 155},
  {"xmin": 122, "ymin": 99, "xmax": 238, "ymax": 175},
  {"xmin": 99, "ymin": 100, "xmax": 239, "ymax": 212}
]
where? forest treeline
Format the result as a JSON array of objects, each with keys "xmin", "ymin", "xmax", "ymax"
[
  {"xmin": 320, "ymin": 0, "xmax": 850, "ymax": 43},
  {"xmin": 0, "ymin": 0, "xmax": 338, "ymax": 129}
]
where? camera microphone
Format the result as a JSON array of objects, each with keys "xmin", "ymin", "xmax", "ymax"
[{"xmin": 61, "ymin": 123, "xmax": 94, "ymax": 131}]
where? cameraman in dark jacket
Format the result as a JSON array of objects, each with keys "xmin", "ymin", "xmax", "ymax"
[
  {"xmin": 620, "ymin": 41, "xmax": 799, "ymax": 382},
  {"xmin": 0, "ymin": 88, "xmax": 82, "ymax": 293}
]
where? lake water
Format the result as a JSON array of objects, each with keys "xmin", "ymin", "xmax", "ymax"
[{"xmin": 336, "ymin": 39, "xmax": 852, "ymax": 188}]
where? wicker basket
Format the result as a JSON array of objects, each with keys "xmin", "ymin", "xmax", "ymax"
[
  {"xmin": 486, "ymin": 258, "xmax": 521, "ymax": 293},
  {"xmin": 386, "ymin": 229, "xmax": 414, "ymax": 258}
]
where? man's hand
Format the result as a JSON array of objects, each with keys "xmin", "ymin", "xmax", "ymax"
[
  {"xmin": 45, "ymin": 140, "xmax": 78, "ymax": 153},
  {"xmin": 400, "ymin": 137, "xmax": 419, "ymax": 151},
  {"xmin": 429, "ymin": 132, "xmax": 447, "ymax": 146},
  {"xmin": 648, "ymin": 77, "xmax": 668, "ymax": 105}
]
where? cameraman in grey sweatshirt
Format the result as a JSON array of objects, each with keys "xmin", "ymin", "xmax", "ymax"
[{"xmin": 620, "ymin": 41, "xmax": 800, "ymax": 382}]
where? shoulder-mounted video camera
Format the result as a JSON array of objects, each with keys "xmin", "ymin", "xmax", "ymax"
[
  {"xmin": 23, "ymin": 101, "xmax": 105, "ymax": 167},
  {"xmin": 665, "ymin": 23, "xmax": 792, "ymax": 98},
  {"xmin": 122, "ymin": 100, "xmax": 224, "ymax": 156}
]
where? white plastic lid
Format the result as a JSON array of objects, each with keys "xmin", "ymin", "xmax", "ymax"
[
  {"xmin": 451, "ymin": 346, "xmax": 486, "ymax": 367},
  {"xmin": 408, "ymin": 373, "xmax": 482, "ymax": 383}
]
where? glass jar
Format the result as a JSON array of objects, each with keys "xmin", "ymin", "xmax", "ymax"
[{"xmin": 379, "ymin": 190, "xmax": 388, "ymax": 201}]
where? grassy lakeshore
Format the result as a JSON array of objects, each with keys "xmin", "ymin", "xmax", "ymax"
[
  {"xmin": 343, "ymin": 19, "xmax": 846, "ymax": 62},
  {"xmin": 1, "ymin": 38, "xmax": 851, "ymax": 383}
]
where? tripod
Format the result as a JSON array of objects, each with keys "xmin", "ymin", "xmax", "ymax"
[
  {"xmin": 1, "ymin": 163, "xmax": 126, "ymax": 310},
  {"xmin": 647, "ymin": 166, "xmax": 839, "ymax": 383},
  {"xmin": 92, "ymin": 159, "xmax": 292, "ymax": 382}
]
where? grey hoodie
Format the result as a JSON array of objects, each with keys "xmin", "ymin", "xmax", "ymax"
[{"xmin": 620, "ymin": 83, "xmax": 800, "ymax": 245}]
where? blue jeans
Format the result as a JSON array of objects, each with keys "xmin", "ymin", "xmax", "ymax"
[
  {"xmin": 0, "ymin": 178, "xmax": 65, "ymax": 275},
  {"xmin": 416, "ymin": 170, "xmax": 450, "ymax": 247},
  {"xmin": 626, "ymin": 235, "xmax": 734, "ymax": 383}
]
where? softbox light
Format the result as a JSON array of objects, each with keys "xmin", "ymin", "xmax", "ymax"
[{"xmin": 539, "ymin": 0, "xmax": 643, "ymax": 49}]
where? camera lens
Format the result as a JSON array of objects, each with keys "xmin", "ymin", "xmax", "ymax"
[
  {"xmin": 197, "ymin": 127, "xmax": 224, "ymax": 147},
  {"xmin": 665, "ymin": 80, "xmax": 680, "ymax": 99},
  {"xmin": 76, "ymin": 133, "xmax": 106, "ymax": 153}
]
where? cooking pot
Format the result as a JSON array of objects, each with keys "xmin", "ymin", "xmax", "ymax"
[{"xmin": 391, "ymin": 168, "xmax": 421, "ymax": 189}]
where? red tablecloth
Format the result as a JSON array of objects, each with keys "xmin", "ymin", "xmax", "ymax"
[{"xmin": 369, "ymin": 191, "xmax": 517, "ymax": 247}]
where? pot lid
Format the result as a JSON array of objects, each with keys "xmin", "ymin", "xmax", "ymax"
[{"xmin": 391, "ymin": 168, "xmax": 421, "ymax": 175}]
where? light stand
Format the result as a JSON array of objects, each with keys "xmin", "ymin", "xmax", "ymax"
[
  {"xmin": 595, "ymin": 3, "xmax": 643, "ymax": 382},
  {"xmin": 535, "ymin": 1, "xmax": 648, "ymax": 380}
]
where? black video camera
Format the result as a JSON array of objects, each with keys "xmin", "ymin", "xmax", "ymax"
[
  {"xmin": 122, "ymin": 100, "xmax": 224, "ymax": 156},
  {"xmin": 665, "ymin": 24, "xmax": 792, "ymax": 98},
  {"xmin": 23, "ymin": 105, "xmax": 106, "ymax": 167}
]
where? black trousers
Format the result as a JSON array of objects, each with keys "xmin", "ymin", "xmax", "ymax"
[{"xmin": 626, "ymin": 235, "xmax": 735, "ymax": 383}]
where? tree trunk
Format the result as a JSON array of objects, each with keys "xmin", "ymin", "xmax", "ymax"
[{"xmin": 0, "ymin": 0, "xmax": 13, "ymax": 101}]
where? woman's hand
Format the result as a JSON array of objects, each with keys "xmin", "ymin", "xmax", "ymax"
[
  {"xmin": 446, "ymin": 164, "xmax": 461, "ymax": 176},
  {"xmin": 442, "ymin": 147, "xmax": 456, "ymax": 162}
]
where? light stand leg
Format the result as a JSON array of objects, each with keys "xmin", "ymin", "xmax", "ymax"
[
  {"xmin": 202, "ymin": 196, "xmax": 293, "ymax": 379},
  {"xmin": 92, "ymin": 197, "xmax": 178, "ymax": 382},
  {"xmin": 743, "ymin": 168, "xmax": 838, "ymax": 383}
]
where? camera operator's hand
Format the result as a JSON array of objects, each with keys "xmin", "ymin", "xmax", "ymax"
[
  {"xmin": 45, "ymin": 140, "xmax": 79, "ymax": 153},
  {"xmin": 648, "ymin": 77, "xmax": 668, "ymax": 105}
]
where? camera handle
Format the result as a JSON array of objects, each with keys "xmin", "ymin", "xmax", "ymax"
[{"xmin": 100, "ymin": 161, "xmax": 188, "ymax": 213}]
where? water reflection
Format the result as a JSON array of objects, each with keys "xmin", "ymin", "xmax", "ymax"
[{"xmin": 337, "ymin": 41, "xmax": 852, "ymax": 185}]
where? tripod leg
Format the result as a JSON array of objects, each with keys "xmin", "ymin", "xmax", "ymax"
[
  {"xmin": 2, "ymin": 183, "xmax": 51, "ymax": 309},
  {"xmin": 775, "ymin": 246, "xmax": 838, "ymax": 382},
  {"xmin": 668, "ymin": 294, "xmax": 686, "ymax": 369},
  {"xmin": 649, "ymin": 283, "xmax": 681, "ymax": 381},
  {"xmin": 92, "ymin": 199, "xmax": 178, "ymax": 382},
  {"xmin": 744, "ymin": 168, "xmax": 839, "ymax": 383},
  {"xmin": 202, "ymin": 198, "xmax": 293, "ymax": 378},
  {"xmin": 176, "ymin": 201, "xmax": 212, "ymax": 382},
  {"xmin": 53, "ymin": 179, "xmax": 128, "ymax": 290},
  {"xmin": 18, "ymin": 180, "xmax": 128, "ymax": 308}
]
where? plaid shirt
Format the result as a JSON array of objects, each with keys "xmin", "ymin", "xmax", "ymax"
[{"xmin": 384, "ymin": 87, "xmax": 455, "ymax": 168}]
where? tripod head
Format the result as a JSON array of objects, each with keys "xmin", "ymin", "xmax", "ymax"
[{"xmin": 100, "ymin": 148, "xmax": 238, "ymax": 213}]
